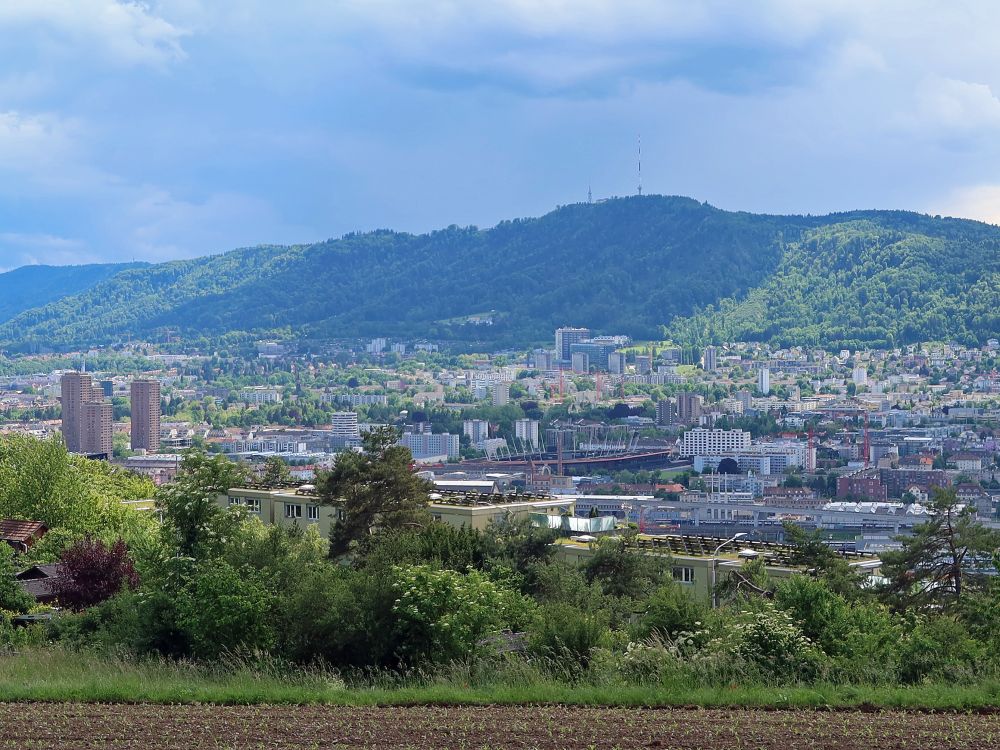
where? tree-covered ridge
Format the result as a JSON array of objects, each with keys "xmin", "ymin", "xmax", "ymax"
[
  {"xmin": 2, "ymin": 196, "xmax": 1000, "ymax": 350},
  {"xmin": 0, "ymin": 262, "xmax": 146, "ymax": 325},
  {"xmin": 671, "ymin": 218, "xmax": 1000, "ymax": 350}
]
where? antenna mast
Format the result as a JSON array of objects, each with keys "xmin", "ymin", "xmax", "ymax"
[{"xmin": 637, "ymin": 134, "xmax": 642, "ymax": 195}]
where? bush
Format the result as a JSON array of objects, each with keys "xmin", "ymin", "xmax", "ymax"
[
  {"xmin": 528, "ymin": 603, "xmax": 610, "ymax": 667},
  {"xmin": 897, "ymin": 616, "xmax": 985, "ymax": 684},
  {"xmin": 391, "ymin": 565, "xmax": 535, "ymax": 665},
  {"xmin": 723, "ymin": 606, "xmax": 823, "ymax": 682},
  {"xmin": 49, "ymin": 538, "xmax": 140, "ymax": 611},
  {"xmin": 174, "ymin": 562, "xmax": 277, "ymax": 659},
  {"xmin": 640, "ymin": 583, "xmax": 707, "ymax": 640}
]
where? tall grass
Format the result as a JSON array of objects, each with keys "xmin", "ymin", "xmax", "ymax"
[{"xmin": 2, "ymin": 647, "xmax": 1000, "ymax": 709}]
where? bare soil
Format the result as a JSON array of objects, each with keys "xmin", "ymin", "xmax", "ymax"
[{"xmin": 0, "ymin": 703, "xmax": 997, "ymax": 749}]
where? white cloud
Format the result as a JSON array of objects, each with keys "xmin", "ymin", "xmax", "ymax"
[
  {"xmin": 0, "ymin": 0, "xmax": 187, "ymax": 68},
  {"xmin": 936, "ymin": 184, "xmax": 1000, "ymax": 226},
  {"xmin": 914, "ymin": 76, "xmax": 1000, "ymax": 132}
]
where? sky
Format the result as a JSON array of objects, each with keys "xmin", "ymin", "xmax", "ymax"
[{"xmin": 2, "ymin": 1, "xmax": 1000, "ymax": 270}]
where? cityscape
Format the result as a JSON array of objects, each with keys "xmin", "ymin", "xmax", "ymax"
[{"xmin": 4, "ymin": 2, "xmax": 1000, "ymax": 748}]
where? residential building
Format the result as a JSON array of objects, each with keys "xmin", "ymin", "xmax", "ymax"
[
  {"xmin": 679, "ymin": 428, "xmax": 752, "ymax": 457},
  {"xmin": 514, "ymin": 418, "xmax": 540, "ymax": 448},
  {"xmin": 82, "ymin": 401, "xmax": 113, "ymax": 457},
  {"xmin": 130, "ymin": 379, "xmax": 161, "ymax": 452},
  {"xmin": 463, "ymin": 419, "xmax": 490, "ymax": 448},
  {"xmin": 59, "ymin": 372, "xmax": 93, "ymax": 453},
  {"xmin": 608, "ymin": 351, "xmax": 626, "ymax": 374},
  {"xmin": 703, "ymin": 345, "xmax": 718, "ymax": 372},
  {"xmin": 758, "ymin": 367, "xmax": 771, "ymax": 395},
  {"xmin": 571, "ymin": 351, "xmax": 590, "ymax": 373},
  {"xmin": 400, "ymin": 432, "xmax": 460, "ymax": 461},
  {"xmin": 491, "ymin": 382, "xmax": 510, "ymax": 406},
  {"xmin": 239, "ymin": 387, "xmax": 282, "ymax": 405},
  {"xmin": 676, "ymin": 393, "xmax": 704, "ymax": 425},
  {"xmin": 655, "ymin": 399, "xmax": 677, "ymax": 426},
  {"xmin": 330, "ymin": 412, "xmax": 360, "ymax": 439}
]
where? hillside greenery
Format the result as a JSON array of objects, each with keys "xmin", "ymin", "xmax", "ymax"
[
  {"xmin": 2, "ymin": 197, "xmax": 1000, "ymax": 350},
  {"xmin": 0, "ymin": 262, "xmax": 145, "ymax": 327}
]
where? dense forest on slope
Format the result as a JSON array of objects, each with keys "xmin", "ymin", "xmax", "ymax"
[
  {"xmin": 2, "ymin": 196, "xmax": 999, "ymax": 350},
  {"xmin": 0, "ymin": 262, "xmax": 145, "ymax": 325}
]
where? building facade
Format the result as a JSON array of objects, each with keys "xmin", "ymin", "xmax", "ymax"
[{"xmin": 130, "ymin": 379, "xmax": 161, "ymax": 452}]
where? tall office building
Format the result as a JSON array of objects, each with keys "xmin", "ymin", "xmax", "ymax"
[
  {"xmin": 82, "ymin": 401, "xmax": 113, "ymax": 457},
  {"xmin": 60, "ymin": 372, "xmax": 94, "ymax": 453},
  {"xmin": 130, "ymin": 379, "xmax": 162, "ymax": 452},
  {"xmin": 555, "ymin": 327, "xmax": 590, "ymax": 363}
]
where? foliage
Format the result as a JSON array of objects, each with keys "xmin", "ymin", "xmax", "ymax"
[
  {"xmin": 640, "ymin": 582, "xmax": 708, "ymax": 639},
  {"xmin": 260, "ymin": 456, "xmax": 291, "ymax": 487},
  {"xmin": 156, "ymin": 450, "xmax": 250, "ymax": 558},
  {"xmin": 7, "ymin": 199, "xmax": 1000, "ymax": 350},
  {"xmin": 317, "ymin": 426, "xmax": 432, "ymax": 558},
  {"xmin": 390, "ymin": 564, "xmax": 535, "ymax": 664},
  {"xmin": 583, "ymin": 537, "xmax": 669, "ymax": 600},
  {"xmin": 0, "ymin": 435, "xmax": 156, "ymax": 559},
  {"xmin": 174, "ymin": 561, "xmax": 277, "ymax": 659},
  {"xmin": 0, "ymin": 545, "xmax": 33, "ymax": 614},
  {"xmin": 48, "ymin": 538, "xmax": 140, "ymax": 612},
  {"xmin": 880, "ymin": 487, "xmax": 1000, "ymax": 610}
]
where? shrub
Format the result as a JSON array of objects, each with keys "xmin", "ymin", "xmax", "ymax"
[
  {"xmin": 48, "ymin": 538, "xmax": 140, "ymax": 611},
  {"xmin": 640, "ymin": 583, "xmax": 707, "ymax": 639},
  {"xmin": 528, "ymin": 602, "xmax": 610, "ymax": 667},
  {"xmin": 391, "ymin": 565, "xmax": 535, "ymax": 665}
]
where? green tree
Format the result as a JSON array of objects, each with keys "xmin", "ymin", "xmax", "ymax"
[
  {"xmin": 260, "ymin": 456, "xmax": 292, "ymax": 487},
  {"xmin": 157, "ymin": 450, "xmax": 250, "ymax": 558},
  {"xmin": 317, "ymin": 426, "xmax": 432, "ymax": 558},
  {"xmin": 880, "ymin": 487, "xmax": 1000, "ymax": 610}
]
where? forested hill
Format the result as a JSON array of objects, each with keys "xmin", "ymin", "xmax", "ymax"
[
  {"xmin": 2, "ymin": 196, "xmax": 999, "ymax": 351},
  {"xmin": 0, "ymin": 262, "xmax": 147, "ymax": 326}
]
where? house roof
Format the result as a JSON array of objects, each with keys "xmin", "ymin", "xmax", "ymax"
[
  {"xmin": 15, "ymin": 564, "xmax": 62, "ymax": 581},
  {"xmin": 0, "ymin": 519, "xmax": 47, "ymax": 544}
]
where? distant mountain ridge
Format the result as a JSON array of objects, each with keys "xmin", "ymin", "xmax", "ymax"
[
  {"xmin": 0, "ymin": 262, "xmax": 147, "ymax": 327},
  {"xmin": 2, "ymin": 196, "xmax": 999, "ymax": 351}
]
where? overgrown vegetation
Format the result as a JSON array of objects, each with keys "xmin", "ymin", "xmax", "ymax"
[{"xmin": 3, "ymin": 436, "xmax": 1000, "ymax": 706}]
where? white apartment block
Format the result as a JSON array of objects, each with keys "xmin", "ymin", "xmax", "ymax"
[
  {"xmin": 321, "ymin": 393, "xmax": 389, "ymax": 407},
  {"xmin": 514, "ymin": 418, "xmax": 540, "ymax": 448},
  {"xmin": 400, "ymin": 432, "xmax": 460, "ymax": 460},
  {"xmin": 330, "ymin": 411, "xmax": 361, "ymax": 438},
  {"xmin": 239, "ymin": 387, "xmax": 282, "ymax": 405},
  {"xmin": 463, "ymin": 419, "xmax": 490, "ymax": 447},
  {"xmin": 679, "ymin": 428, "xmax": 752, "ymax": 457}
]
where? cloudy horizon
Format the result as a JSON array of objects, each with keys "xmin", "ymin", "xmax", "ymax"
[{"xmin": 2, "ymin": 1, "xmax": 1000, "ymax": 269}]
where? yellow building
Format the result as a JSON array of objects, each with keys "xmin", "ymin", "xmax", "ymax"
[
  {"xmin": 220, "ymin": 487, "xmax": 575, "ymax": 535},
  {"xmin": 554, "ymin": 533, "xmax": 881, "ymax": 608},
  {"xmin": 428, "ymin": 493, "xmax": 576, "ymax": 531}
]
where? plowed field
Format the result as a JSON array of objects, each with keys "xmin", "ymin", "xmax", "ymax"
[{"xmin": 0, "ymin": 703, "xmax": 997, "ymax": 749}]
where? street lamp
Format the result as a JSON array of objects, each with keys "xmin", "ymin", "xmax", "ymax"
[{"xmin": 710, "ymin": 532, "xmax": 748, "ymax": 609}]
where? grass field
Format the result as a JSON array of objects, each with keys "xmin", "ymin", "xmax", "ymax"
[{"xmin": 3, "ymin": 649, "xmax": 1000, "ymax": 711}]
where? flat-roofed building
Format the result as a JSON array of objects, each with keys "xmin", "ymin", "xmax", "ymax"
[{"xmin": 130, "ymin": 379, "xmax": 161, "ymax": 452}]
